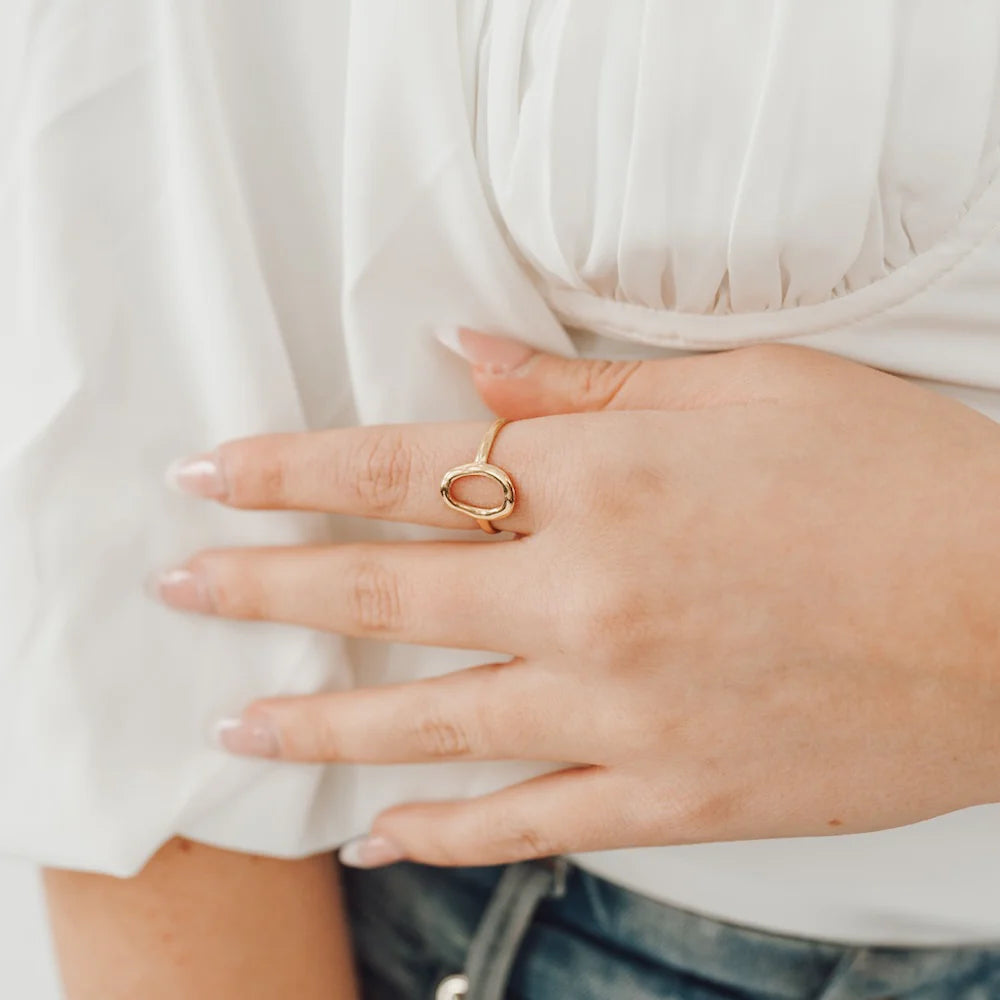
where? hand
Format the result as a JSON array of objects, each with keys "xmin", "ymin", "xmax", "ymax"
[{"xmin": 156, "ymin": 333, "xmax": 1000, "ymax": 868}]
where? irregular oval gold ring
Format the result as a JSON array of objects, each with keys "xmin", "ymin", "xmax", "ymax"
[{"xmin": 439, "ymin": 418, "xmax": 516, "ymax": 534}]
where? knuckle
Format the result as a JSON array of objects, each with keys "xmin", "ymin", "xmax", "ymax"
[
  {"xmin": 285, "ymin": 707, "xmax": 341, "ymax": 761},
  {"xmin": 384, "ymin": 803, "xmax": 562, "ymax": 868},
  {"xmin": 219, "ymin": 438, "xmax": 288, "ymax": 508},
  {"xmin": 413, "ymin": 713, "xmax": 475, "ymax": 758},
  {"xmin": 458, "ymin": 806, "xmax": 561, "ymax": 863},
  {"xmin": 420, "ymin": 832, "xmax": 471, "ymax": 868},
  {"xmin": 496, "ymin": 820, "xmax": 560, "ymax": 862},
  {"xmin": 350, "ymin": 430, "xmax": 412, "ymax": 513},
  {"xmin": 564, "ymin": 579, "xmax": 647, "ymax": 653},
  {"xmin": 579, "ymin": 360, "xmax": 640, "ymax": 409},
  {"xmin": 193, "ymin": 552, "xmax": 266, "ymax": 620},
  {"xmin": 346, "ymin": 557, "xmax": 404, "ymax": 634}
]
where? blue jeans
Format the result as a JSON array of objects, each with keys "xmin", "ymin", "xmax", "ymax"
[{"xmin": 343, "ymin": 859, "xmax": 1000, "ymax": 999}]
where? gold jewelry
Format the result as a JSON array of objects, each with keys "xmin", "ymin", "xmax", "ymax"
[{"xmin": 440, "ymin": 418, "xmax": 516, "ymax": 534}]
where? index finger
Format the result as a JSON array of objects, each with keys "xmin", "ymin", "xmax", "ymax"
[{"xmin": 168, "ymin": 420, "xmax": 552, "ymax": 534}]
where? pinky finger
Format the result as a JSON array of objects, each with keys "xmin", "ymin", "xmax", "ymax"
[{"xmin": 340, "ymin": 766, "xmax": 633, "ymax": 869}]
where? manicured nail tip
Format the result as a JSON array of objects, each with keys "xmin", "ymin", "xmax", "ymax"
[
  {"xmin": 213, "ymin": 717, "xmax": 281, "ymax": 758},
  {"xmin": 150, "ymin": 567, "xmax": 212, "ymax": 612},
  {"xmin": 432, "ymin": 325, "xmax": 465, "ymax": 355},
  {"xmin": 458, "ymin": 329, "xmax": 537, "ymax": 375},
  {"xmin": 166, "ymin": 453, "xmax": 226, "ymax": 499},
  {"xmin": 338, "ymin": 834, "xmax": 405, "ymax": 869},
  {"xmin": 433, "ymin": 326, "xmax": 536, "ymax": 375},
  {"xmin": 478, "ymin": 362, "xmax": 520, "ymax": 377}
]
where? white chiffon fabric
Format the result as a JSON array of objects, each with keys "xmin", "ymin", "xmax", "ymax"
[{"xmin": 3, "ymin": 0, "xmax": 1000, "ymax": 945}]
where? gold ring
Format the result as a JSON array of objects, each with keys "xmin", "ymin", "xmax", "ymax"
[{"xmin": 439, "ymin": 418, "xmax": 516, "ymax": 534}]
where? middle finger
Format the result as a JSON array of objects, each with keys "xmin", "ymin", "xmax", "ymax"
[{"xmin": 158, "ymin": 539, "xmax": 550, "ymax": 653}]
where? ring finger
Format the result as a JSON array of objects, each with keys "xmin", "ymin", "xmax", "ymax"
[
  {"xmin": 169, "ymin": 420, "xmax": 556, "ymax": 535},
  {"xmin": 154, "ymin": 539, "xmax": 551, "ymax": 654}
]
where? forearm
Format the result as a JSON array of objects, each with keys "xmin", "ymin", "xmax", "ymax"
[{"xmin": 44, "ymin": 838, "xmax": 358, "ymax": 1000}]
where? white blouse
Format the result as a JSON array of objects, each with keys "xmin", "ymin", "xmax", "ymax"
[{"xmin": 3, "ymin": 0, "xmax": 1000, "ymax": 946}]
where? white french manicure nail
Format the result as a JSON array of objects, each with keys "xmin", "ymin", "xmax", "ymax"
[
  {"xmin": 432, "ymin": 325, "xmax": 466, "ymax": 356},
  {"xmin": 338, "ymin": 834, "xmax": 405, "ymax": 869},
  {"xmin": 165, "ymin": 453, "xmax": 227, "ymax": 499},
  {"xmin": 435, "ymin": 327, "xmax": 537, "ymax": 375},
  {"xmin": 212, "ymin": 717, "xmax": 280, "ymax": 758}
]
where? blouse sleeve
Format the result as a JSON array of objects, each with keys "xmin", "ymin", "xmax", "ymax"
[{"xmin": 0, "ymin": 0, "xmax": 361, "ymax": 874}]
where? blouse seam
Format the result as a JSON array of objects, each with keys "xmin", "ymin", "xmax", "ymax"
[{"xmin": 542, "ymin": 167, "xmax": 1000, "ymax": 351}]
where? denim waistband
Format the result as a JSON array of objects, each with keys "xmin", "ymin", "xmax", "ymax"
[{"xmin": 344, "ymin": 858, "xmax": 1000, "ymax": 999}]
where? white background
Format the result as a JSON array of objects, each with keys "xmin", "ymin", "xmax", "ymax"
[{"xmin": 0, "ymin": 858, "xmax": 61, "ymax": 999}]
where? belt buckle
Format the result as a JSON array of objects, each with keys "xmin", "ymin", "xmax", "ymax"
[{"xmin": 434, "ymin": 973, "xmax": 470, "ymax": 999}]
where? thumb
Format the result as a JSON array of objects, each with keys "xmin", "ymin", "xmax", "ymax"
[{"xmin": 437, "ymin": 327, "xmax": 754, "ymax": 418}]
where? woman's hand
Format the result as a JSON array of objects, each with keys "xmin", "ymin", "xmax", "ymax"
[{"xmin": 156, "ymin": 332, "xmax": 1000, "ymax": 868}]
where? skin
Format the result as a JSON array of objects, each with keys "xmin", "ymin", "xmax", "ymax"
[
  {"xmin": 44, "ymin": 839, "xmax": 359, "ymax": 1000},
  {"xmin": 156, "ymin": 336, "xmax": 1000, "ymax": 868}
]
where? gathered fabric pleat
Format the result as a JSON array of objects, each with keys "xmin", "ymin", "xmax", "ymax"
[{"xmin": 460, "ymin": 0, "xmax": 1000, "ymax": 319}]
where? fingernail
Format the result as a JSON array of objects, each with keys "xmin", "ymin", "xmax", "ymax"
[
  {"xmin": 149, "ymin": 567, "xmax": 213, "ymax": 613},
  {"xmin": 166, "ymin": 453, "xmax": 227, "ymax": 499},
  {"xmin": 213, "ymin": 717, "xmax": 281, "ymax": 758},
  {"xmin": 434, "ymin": 327, "xmax": 536, "ymax": 376},
  {"xmin": 338, "ymin": 834, "xmax": 406, "ymax": 869}
]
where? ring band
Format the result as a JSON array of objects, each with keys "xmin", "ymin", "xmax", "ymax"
[{"xmin": 439, "ymin": 418, "xmax": 516, "ymax": 534}]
